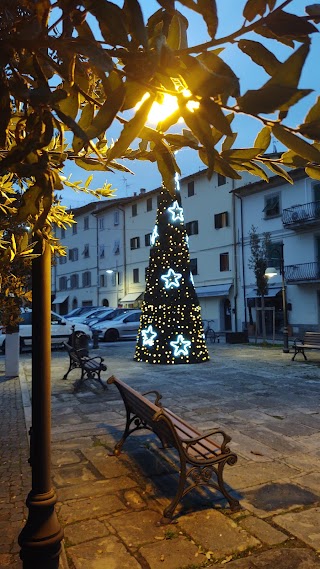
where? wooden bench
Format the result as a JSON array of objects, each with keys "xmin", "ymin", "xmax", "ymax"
[
  {"xmin": 292, "ymin": 332, "xmax": 320, "ymax": 361},
  {"xmin": 107, "ymin": 375, "xmax": 240, "ymax": 523},
  {"xmin": 63, "ymin": 343, "xmax": 107, "ymax": 390}
]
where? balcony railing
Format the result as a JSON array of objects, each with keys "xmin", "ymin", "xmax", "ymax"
[
  {"xmin": 282, "ymin": 201, "xmax": 320, "ymax": 227},
  {"xmin": 285, "ymin": 262, "xmax": 320, "ymax": 283}
]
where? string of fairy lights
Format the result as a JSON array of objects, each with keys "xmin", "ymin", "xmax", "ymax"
[{"xmin": 134, "ymin": 180, "xmax": 209, "ymax": 365}]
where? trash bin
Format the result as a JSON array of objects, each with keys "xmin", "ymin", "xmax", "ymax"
[
  {"xmin": 225, "ymin": 331, "xmax": 249, "ymax": 344},
  {"xmin": 92, "ymin": 330, "xmax": 99, "ymax": 349}
]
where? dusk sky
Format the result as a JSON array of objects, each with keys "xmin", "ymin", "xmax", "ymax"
[{"xmin": 60, "ymin": 1, "xmax": 320, "ymax": 208}]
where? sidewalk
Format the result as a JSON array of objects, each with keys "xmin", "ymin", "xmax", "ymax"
[{"xmin": 2, "ymin": 341, "xmax": 320, "ymax": 568}]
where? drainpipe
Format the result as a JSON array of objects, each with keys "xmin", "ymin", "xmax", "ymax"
[
  {"xmin": 117, "ymin": 206, "xmax": 126, "ymax": 296},
  {"xmin": 232, "ymin": 181, "xmax": 238, "ymax": 331},
  {"xmin": 234, "ymin": 192, "xmax": 248, "ymax": 330}
]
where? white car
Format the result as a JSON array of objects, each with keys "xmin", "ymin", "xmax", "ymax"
[
  {"xmin": 0, "ymin": 310, "xmax": 92, "ymax": 353},
  {"xmin": 93, "ymin": 310, "xmax": 142, "ymax": 342}
]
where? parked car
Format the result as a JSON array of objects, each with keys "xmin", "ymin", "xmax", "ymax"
[
  {"xmin": 64, "ymin": 306, "xmax": 99, "ymax": 319},
  {"xmin": 65, "ymin": 307, "xmax": 108, "ymax": 323},
  {"xmin": 0, "ymin": 310, "xmax": 92, "ymax": 353},
  {"xmin": 94, "ymin": 310, "xmax": 142, "ymax": 342},
  {"xmin": 85, "ymin": 308, "xmax": 132, "ymax": 328}
]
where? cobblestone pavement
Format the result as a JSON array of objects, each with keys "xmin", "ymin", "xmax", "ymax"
[{"xmin": 2, "ymin": 340, "xmax": 320, "ymax": 568}]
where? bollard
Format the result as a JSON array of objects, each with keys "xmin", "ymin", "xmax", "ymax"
[{"xmin": 92, "ymin": 330, "xmax": 99, "ymax": 349}]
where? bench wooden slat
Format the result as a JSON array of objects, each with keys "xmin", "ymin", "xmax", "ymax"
[{"xmin": 107, "ymin": 375, "xmax": 239, "ymax": 522}]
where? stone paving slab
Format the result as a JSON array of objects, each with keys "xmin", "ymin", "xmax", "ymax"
[
  {"xmin": 224, "ymin": 460, "xmax": 299, "ymax": 490},
  {"xmin": 67, "ymin": 535, "xmax": 142, "ymax": 569},
  {"xmin": 139, "ymin": 536, "xmax": 202, "ymax": 569},
  {"xmin": 215, "ymin": 548, "xmax": 320, "ymax": 568},
  {"xmin": 273, "ymin": 507, "xmax": 320, "ymax": 550},
  {"xmin": 239, "ymin": 515, "xmax": 288, "ymax": 546}
]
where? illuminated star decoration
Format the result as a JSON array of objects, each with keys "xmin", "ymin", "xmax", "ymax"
[
  {"xmin": 150, "ymin": 225, "xmax": 159, "ymax": 246},
  {"xmin": 168, "ymin": 201, "xmax": 184, "ymax": 222},
  {"xmin": 185, "ymin": 234, "xmax": 189, "ymax": 247},
  {"xmin": 175, "ymin": 172, "xmax": 181, "ymax": 192},
  {"xmin": 141, "ymin": 325, "xmax": 157, "ymax": 347},
  {"xmin": 161, "ymin": 268, "xmax": 182, "ymax": 289},
  {"xmin": 170, "ymin": 334, "xmax": 191, "ymax": 357},
  {"xmin": 190, "ymin": 271, "xmax": 194, "ymax": 286}
]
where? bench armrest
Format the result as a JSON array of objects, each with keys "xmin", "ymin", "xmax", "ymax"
[
  {"xmin": 293, "ymin": 337, "xmax": 303, "ymax": 346},
  {"xmin": 181, "ymin": 429, "xmax": 231, "ymax": 454},
  {"xmin": 85, "ymin": 355, "xmax": 105, "ymax": 364},
  {"xmin": 142, "ymin": 390, "xmax": 163, "ymax": 407}
]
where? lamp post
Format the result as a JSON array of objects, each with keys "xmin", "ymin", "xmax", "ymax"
[{"xmin": 265, "ymin": 244, "xmax": 289, "ymax": 353}]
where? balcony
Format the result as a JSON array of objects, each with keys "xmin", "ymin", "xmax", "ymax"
[
  {"xmin": 282, "ymin": 201, "xmax": 320, "ymax": 228},
  {"xmin": 285, "ymin": 262, "xmax": 320, "ymax": 283}
]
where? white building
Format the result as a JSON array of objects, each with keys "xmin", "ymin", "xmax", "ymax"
[
  {"xmin": 52, "ymin": 166, "xmax": 320, "ymax": 336},
  {"xmin": 234, "ymin": 168, "xmax": 320, "ymax": 336}
]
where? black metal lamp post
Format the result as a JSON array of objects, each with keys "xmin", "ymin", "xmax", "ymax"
[
  {"xmin": 18, "ymin": 240, "xmax": 63, "ymax": 568},
  {"xmin": 265, "ymin": 244, "xmax": 289, "ymax": 354}
]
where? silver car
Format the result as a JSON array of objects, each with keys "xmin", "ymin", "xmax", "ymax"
[{"xmin": 94, "ymin": 310, "xmax": 142, "ymax": 342}]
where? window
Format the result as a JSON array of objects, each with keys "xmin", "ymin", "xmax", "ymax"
[
  {"xmin": 186, "ymin": 220, "xmax": 198, "ymax": 236},
  {"xmin": 266, "ymin": 242, "xmax": 282, "ymax": 271},
  {"xmin": 147, "ymin": 197, "xmax": 153, "ymax": 211},
  {"xmin": 72, "ymin": 224, "xmax": 77, "ymax": 235},
  {"xmin": 218, "ymin": 174, "xmax": 226, "ymax": 186},
  {"xmin": 59, "ymin": 276, "xmax": 68, "ymax": 290},
  {"xmin": 82, "ymin": 271, "xmax": 91, "ymax": 287},
  {"xmin": 99, "ymin": 245, "xmax": 105, "ymax": 258},
  {"xmin": 70, "ymin": 274, "xmax": 79, "ymax": 288},
  {"xmin": 114, "ymin": 210, "xmax": 119, "ymax": 225},
  {"xmin": 214, "ymin": 211, "xmax": 229, "ymax": 229},
  {"xmin": 100, "ymin": 274, "xmax": 106, "ymax": 287},
  {"xmin": 124, "ymin": 312, "xmax": 141, "ymax": 323},
  {"xmin": 114, "ymin": 239, "xmax": 120, "ymax": 255},
  {"xmin": 130, "ymin": 236, "xmax": 140, "ymax": 250},
  {"xmin": 220, "ymin": 252, "xmax": 229, "ymax": 272},
  {"xmin": 84, "ymin": 216, "xmax": 89, "ymax": 230},
  {"xmin": 187, "ymin": 181, "xmax": 195, "ymax": 197},
  {"xmin": 264, "ymin": 193, "xmax": 281, "ymax": 218},
  {"xmin": 61, "ymin": 227, "xmax": 65, "ymax": 239},
  {"xmin": 145, "ymin": 233, "xmax": 151, "ymax": 246},
  {"xmin": 69, "ymin": 248, "xmax": 78, "ymax": 262},
  {"xmin": 99, "ymin": 217, "xmax": 104, "ymax": 230},
  {"xmin": 59, "ymin": 256, "xmax": 67, "ymax": 265},
  {"xmin": 133, "ymin": 268, "xmax": 139, "ymax": 283},
  {"xmin": 132, "ymin": 203, "xmax": 137, "ymax": 217},
  {"xmin": 83, "ymin": 244, "xmax": 90, "ymax": 257},
  {"xmin": 190, "ymin": 258, "xmax": 198, "ymax": 275}
]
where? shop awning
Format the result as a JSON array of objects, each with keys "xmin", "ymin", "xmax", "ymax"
[
  {"xmin": 119, "ymin": 292, "xmax": 143, "ymax": 303},
  {"xmin": 245, "ymin": 286, "xmax": 281, "ymax": 298},
  {"xmin": 196, "ymin": 283, "xmax": 232, "ymax": 298},
  {"xmin": 52, "ymin": 293, "xmax": 69, "ymax": 305}
]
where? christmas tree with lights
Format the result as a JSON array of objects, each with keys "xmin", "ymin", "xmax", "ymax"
[{"xmin": 135, "ymin": 182, "xmax": 209, "ymax": 365}]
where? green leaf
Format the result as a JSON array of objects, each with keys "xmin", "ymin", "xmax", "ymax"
[
  {"xmin": 197, "ymin": 0, "xmax": 218, "ymax": 38},
  {"xmin": 238, "ymin": 39, "xmax": 280, "ymax": 75},
  {"xmin": 164, "ymin": 133, "xmax": 199, "ymax": 149},
  {"xmin": 272, "ymin": 123, "xmax": 320, "ymax": 163},
  {"xmin": 305, "ymin": 4, "xmax": 320, "ymax": 23},
  {"xmin": 75, "ymin": 158, "xmax": 113, "ymax": 171},
  {"xmin": 180, "ymin": 54, "xmax": 237, "ymax": 99},
  {"xmin": 281, "ymin": 150, "xmax": 309, "ymax": 167},
  {"xmin": 299, "ymin": 119, "xmax": 320, "ymax": 141},
  {"xmin": 122, "ymin": 81, "xmax": 149, "ymax": 111},
  {"xmin": 107, "ymin": 94, "xmax": 155, "ymax": 162},
  {"xmin": 123, "ymin": 0, "xmax": 147, "ymax": 47},
  {"xmin": 199, "ymin": 148, "xmax": 242, "ymax": 179},
  {"xmin": 63, "ymin": 39, "xmax": 114, "ymax": 72},
  {"xmin": 243, "ymin": 0, "xmax": 268, "ymax": 21},
  {"xmin": 199, "ymin": 99, "xmax": 232, "ymax": 136},
  {"xmin": 83, "ymin": 0, "xmax": 129, "ymax": 47},
  {"xmin": 264, "ymin": 9, "xmax": 318, "ymax": 38},
  {"xmin": 305, "ymin": 96, "xmax": 320, "ymax": 124},
  {"xmin": 263, "ymin": 161, "xmax": 294, "ymax": 183},
  {"xmin": 305, "ymin": 165, "xmax": 320, "ymax": 180},
  {"xmin": 72, "ymin": 102, "xmax": 94, "ymax": 153},
  {"xmin": 197, "ymin": 51, "xmax": 240, "ymax": 98},
  {"xmin": 254, "ymin": 126, "xmax": 271, "ymax": 151},
  {"xmin": 238, "ymin": 85, "xmax": 306, "ymax": 115},
  {"xmin": 86, "ymin": 84, "xmax": 126, "ymax": 139},
  {"xmin": 269, "ymin": 43, "xmax": 310, "ymax": 89},
  {"xmin": 231, "ymin": 160, "xmax": 269, "ymax": 181},
  {"xmin": 222, "ymin": 148, "xmax": 263, "ymax": 160},
  {"xmin": 167, "ymin": 12, "xmax": 188, "ymax": 49},
  {"xmin": 221, "ymin": 132, "xmax": 237, "ymax": 152},
  {"xmin": 55, "ymin": 83, "xmax": 79, "ymax": 120}
]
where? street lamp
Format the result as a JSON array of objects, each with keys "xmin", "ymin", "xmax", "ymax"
[
  {"xmin": 265, "ymin": 244, "xmax": 289, "ymax": 353},
  {"xmin": 106, "ymin": 268, "xmax": 119, "ymax": 307}
]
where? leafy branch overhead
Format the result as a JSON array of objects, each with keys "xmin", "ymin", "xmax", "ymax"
[{"xmin": 0, "ymin": 0, "xmax": 320, "ymax": 238}]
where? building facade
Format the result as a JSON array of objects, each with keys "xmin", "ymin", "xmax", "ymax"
[{"xmin": 52, "ymin": 167, "xmax": 320, "ymax": 336}]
